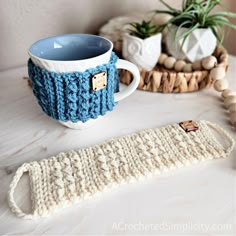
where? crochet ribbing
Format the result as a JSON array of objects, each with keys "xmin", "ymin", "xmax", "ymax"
[
  {"xmin": 8, "ymin": 121, "xmax": 235, "ymax": 219},
  {"xmin": 28, "ymin": 52, "xmax": 119, "ymax": 123}
]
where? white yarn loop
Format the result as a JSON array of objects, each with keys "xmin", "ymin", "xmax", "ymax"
[
  {"xmin": 205, "ymin": 121, "xmax": 235, "ymax": 155},
  {"xmin": 8, "ymin": 163, "xmax": 34, "ymax": 219}
]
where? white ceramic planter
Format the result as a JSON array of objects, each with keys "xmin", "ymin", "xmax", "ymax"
[
  {"xmin": 166, "ymin": 25, "xmax": 217, "ymax": 62},
  {"xmin": 122, "ymin": 33, "xmax": 162, "ymax": 71}
]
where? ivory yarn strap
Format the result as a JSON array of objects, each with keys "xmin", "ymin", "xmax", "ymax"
[{"xmin": 8, "ymin": 121, "xmax": 235, "ymax": 219}]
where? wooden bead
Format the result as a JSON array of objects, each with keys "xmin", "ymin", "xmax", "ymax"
[
  {"xmin": 229, "ymin": 103, "xmax": 236, "ymax": 113},
  {"xmin": 158, "ymin": 53, "xmax": 168, "ymax": 65},
  {"xmin": 174, "ymin": 60, "xmax": 186, "ymax": 72},
  {"xmin": 221, "ymin": 89, "xmax": 236, "ymax": 98},
  {"xmin": 210, "ymin": 67, "xmax": 226, "ymax": 80},
  {"xmin": 224, "ymin": 95, "xmax": 236, "ymax": 108},
  {"xmin": 192, "ymin": 60, "xmax": 202, "ymax": 71},
  {"xmin": 183, "ymin": 63, "xmax": 192, "ymax": 73},
  {"xmin": 214, "ymin": 47, "xmax": 221, "ymax": 57},
  {"xmin": 202, "ymin": 56, "xmax": 217, "ymax": 70},
  {"xmin": 229, "ymin": 111, "xmax": 236, "ymax": 125},
  {"xmin": 164, "ymin": 57, "xmax": 176, "ymax": 69},
  {"xmin": 213, "ymin": 79, "xmax": 229, "ymax": 92},
  {"xmin": 220, "ymin": 54, "xmax": 229, "ymax": 62}
]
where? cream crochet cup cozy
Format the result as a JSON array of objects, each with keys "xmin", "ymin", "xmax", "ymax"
[{"xmin": 8, "ymin": 120, "xmax": 235, "ymax": 219}]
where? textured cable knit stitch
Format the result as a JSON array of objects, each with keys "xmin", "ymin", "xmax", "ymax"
[
  {"xmin": 28, "ymin": 52, "xmax": 119, "ymax": 123},
  {"xmin": 8, "ymin": 121, "xmax": 235, "ymax": 219}
]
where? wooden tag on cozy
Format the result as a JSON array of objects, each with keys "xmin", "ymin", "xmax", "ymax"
[
  {"xmin": 179, "ymin": 120, "xmax": 199, "ymax": 132},
  {"xmin": 92, "ymin": 72, "xmax": 107, "ymax": 91}
]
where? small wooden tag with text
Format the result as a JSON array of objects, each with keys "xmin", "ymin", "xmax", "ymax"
[{"xmin": 92, "ymin": 72, "xmax": 107, "ymax": 91}]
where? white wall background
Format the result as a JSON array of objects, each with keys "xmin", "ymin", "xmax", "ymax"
[{"xmin": 0, "ymin": 0, "xmax": 235, "ymax": 71}]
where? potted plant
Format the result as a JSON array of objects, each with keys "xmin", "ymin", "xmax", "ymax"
[
  {"xmin": 155, "ymin": 0, "xmax": 236, "ymax": 62},
  {"xmin": 122, "ymin": 20, "xmax": 162, "ymax": 71}
]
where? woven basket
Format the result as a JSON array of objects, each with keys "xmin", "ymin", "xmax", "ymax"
[{"xmin": 119, "ymin": 46, "xmax": 228, "ymax": 93}]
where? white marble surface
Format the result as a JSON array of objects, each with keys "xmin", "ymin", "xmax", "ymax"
[{"xmin": 0, "ymin": 57, "xmax": 236, "ymax": 235}]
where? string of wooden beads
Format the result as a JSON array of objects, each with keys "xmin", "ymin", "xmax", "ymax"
[
  {"xmin": 212, "ymin": 49, "xmax": 235, "ymax": 130},
  {"xmin": 214, "ymin": 80, "xmax": 236, "ymax": 130},
  {"xmin": 159, "ymin": 53, "xmax": 225, "ymax": 77}
]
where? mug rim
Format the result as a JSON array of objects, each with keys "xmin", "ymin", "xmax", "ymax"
[{"xmin": 28, "ymin": 33, "xmax": 113, "ymax": 63}]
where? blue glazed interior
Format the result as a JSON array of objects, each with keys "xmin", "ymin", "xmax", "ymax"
[{"xmin": 29, "ymin": 34, "xmax": 112, "ymax": 61}]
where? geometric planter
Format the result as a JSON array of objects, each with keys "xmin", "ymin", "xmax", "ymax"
[{"xmin": 166, "ymin": 25, "xmax": 217, "ymax": 63}]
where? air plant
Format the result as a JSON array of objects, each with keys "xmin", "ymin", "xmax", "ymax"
[{"xmin": 155, "ymin": 0, "xmax": 236, "ymax": 46}]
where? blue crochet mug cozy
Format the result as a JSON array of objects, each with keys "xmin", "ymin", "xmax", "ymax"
[{"xmin": 28, "ymin": 34, "xmax": 140, "ymax": 129}]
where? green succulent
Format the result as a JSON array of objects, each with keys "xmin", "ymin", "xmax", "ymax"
[
  {"xmin": 129, "ymin": 20, "xmax": 159, "ymax": 39},
  {"xmin": 155, "ymin": 0, "xmax": 236, "ymax": 46}
]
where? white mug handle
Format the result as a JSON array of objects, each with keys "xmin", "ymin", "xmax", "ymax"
[{"xmin": 114, "ymin": 59, "xmax": 140, "ymax": 102}]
